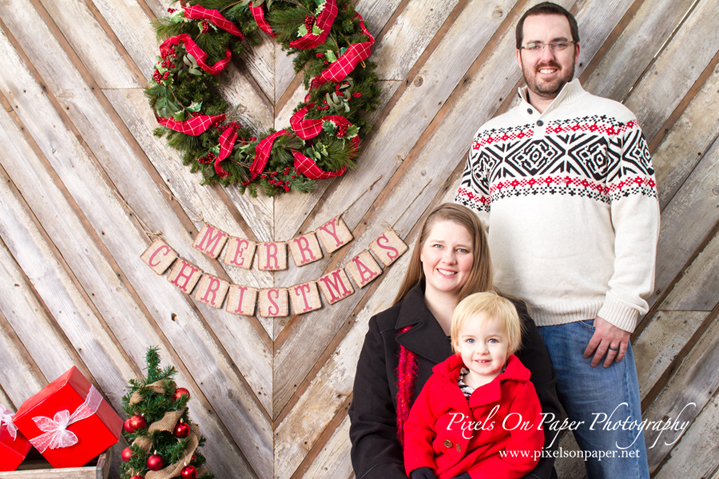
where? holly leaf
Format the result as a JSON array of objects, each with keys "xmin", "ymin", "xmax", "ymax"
[
  {"xmin": 298, "ymin": 25, "xmax": 308, "ymax": 37},
  {"xmin": 189, "ymin": 67, "xmax": 202, "ymax": 76},
  {"xmin": 312, "ymin": 24, "xmax": 322, "ymax": 36},
  {"xmin": 339, "ymin": 46, "xmax": 348, "ymax": 57},
  {"xmin": 187, "ymin": 101, "xmax": 203, "ymax": 113},
  {"xmin": 346, "ymin": 125, "xmax": 360, "ymax": 138},
  {"xmin": 173, "ymin": 110, "xmax": 186, "ymax": 121},
  {"xmin": 211, "ymin": 145, "xmax": 221, "ymax": 156},
  {"xmin": 315, "ymin": 0, "xmax": 326, "ymax": 15},
  {"xmin": 325, "ymin": 50, "xmax": 337, "ymax": 63},
  {"xmin": 322, "ymin": 120, "xmax": 337, "ymax": 133},
  {"xmin": 169, "ymin": 10, "xmax": 188, "ymax": 23}
]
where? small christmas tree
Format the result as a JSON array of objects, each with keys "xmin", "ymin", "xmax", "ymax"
[{"xmin": 120, "ymin": 347, "xmax": 213, "ymax": 479}]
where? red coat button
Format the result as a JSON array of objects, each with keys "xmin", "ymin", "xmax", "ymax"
[{"xmin": 444, "ymin": 439, "xmax": 453, "ymax": 448}]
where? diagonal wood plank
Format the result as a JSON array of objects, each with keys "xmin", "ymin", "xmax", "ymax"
[{"xmin": 0, "ymin": 19, "xmax": 272, "ymax": 478}]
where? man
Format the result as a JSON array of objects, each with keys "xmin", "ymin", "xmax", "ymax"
[{"xmin": 455, "ymin": 3, "xmax": 658, "ymax": 478}]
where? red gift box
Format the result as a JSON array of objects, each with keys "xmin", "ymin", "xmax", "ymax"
[
  {"xmin": 12, "ymin": 366, "xmax": 122, "ymax": 468},
  {"xmin": 0, "ymin": 405, "xmax": 32, "ymax": 471}
]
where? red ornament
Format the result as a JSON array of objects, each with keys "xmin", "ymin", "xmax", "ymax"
[
  {"xmin": 181, "ymin": 465, "xmax": 198, "ymax": 479},
  {"xmin": 123, "ymin": 418, "xmax": 136, "ymax": 433},
  {"xmin": 121, "ymin": 447, "xmax": 133, "ymax": 461},
  {"xmin": 174, "ymin": 387, "xmax": 190, "ymax": 401},
  {"xmin": 129, "ymin": 414, "xmax": 146, "ymax": 431},
  {"xmin": 174, "ymin": 421, "xmax": 191, "ymax": 438},
  {"xmin": 147, "ymin": 454, "xmax": 164, "ymax": 471}
]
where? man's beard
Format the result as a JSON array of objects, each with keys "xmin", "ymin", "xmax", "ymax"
[{"xmin": 522, "ymin": 60, "xmax": 575, "ymax": 99}]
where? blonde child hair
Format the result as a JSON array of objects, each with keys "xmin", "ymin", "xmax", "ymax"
[{"xmin": 451, "ymin": 292, "xmax": 524, "ymax": 355}]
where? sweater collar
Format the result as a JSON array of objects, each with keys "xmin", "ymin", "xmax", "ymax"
[
  {"xmin": 395, "ymin": 283, "xmax": 453, "ymax": 364},
  {"xmin": 518, "ymin": 78, "xmax": 587, "ymax": 116}
]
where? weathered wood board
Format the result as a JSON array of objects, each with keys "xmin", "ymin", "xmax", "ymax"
[{"xmin": 1, "ymin": 0, "xmax": 718, "ymax": 477}]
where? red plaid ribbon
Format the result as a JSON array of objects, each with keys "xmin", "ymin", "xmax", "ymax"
[
  {"xmin": 160, "ymin": 34, "xmax": 231, "ymax": 75},
  {"xmin": 158, "ymin": 114, "xmax": 226, "ymax": 136},
  {"xmin": 293, "ymin": 151, "xmax": 347, "ymax": 180},
  {"xmin": 215, "ymin": 126, "xmax": 240, "ymax": 178},
  {"xmin": 289, "ymin": 0, "xmax": 338, "ymax": 50},
  {"xmin": 249, "ymin": 2, "xmax": 276, "ymax": 37},
  {"xmin": 290, "ymin": 105, "xmax": 324, "ymax": 139},
  {"xmin": 289, "ymin": 108, "xmax": 357, "ymax": 180},
  {"xmin": 310, "ymin": 13, "xmax": 374, "ymax": 90},
  {"xmin": 183, "ymin": 5, "xmax": 244, "ymax": 39},
  {"xmin": 244, "ymin": 130, "xmax": 291, "ymax": 184}
]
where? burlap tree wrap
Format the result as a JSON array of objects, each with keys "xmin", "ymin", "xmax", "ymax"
[
  {"xmin": 145, "ymin": 424, "xmax": 202, "ymax": 479},
  {"xmin": 129, "ymin": 380, "xmax": 171, "ymax": 404}
]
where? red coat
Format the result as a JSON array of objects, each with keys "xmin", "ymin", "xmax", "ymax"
[{"xmin": 404, "ymin": 354, "xmax": 544, "ymax": 479}]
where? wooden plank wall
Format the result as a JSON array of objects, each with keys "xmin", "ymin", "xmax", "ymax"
[{"xmin": 0, "ymin": 0, "xmax": 717, "ymax": 477}]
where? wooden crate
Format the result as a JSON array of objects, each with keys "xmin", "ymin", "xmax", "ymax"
[{"xmin": 0, "ymin": 449, "xmax": 111, "ymax": 479}]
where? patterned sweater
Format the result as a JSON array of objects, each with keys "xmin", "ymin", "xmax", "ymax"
[{"xmin": 456, "ymin": 79, "xmax": 659, "ymax": 332}]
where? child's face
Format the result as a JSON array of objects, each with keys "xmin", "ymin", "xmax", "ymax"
[{"xmin": 454, "ymin": 313, "xmax": 509, "ymax": 386}]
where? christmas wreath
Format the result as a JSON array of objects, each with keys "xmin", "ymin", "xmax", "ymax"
[{"xmin": 147, "ymin": 0, "xmax": 381, "ymax": 196}]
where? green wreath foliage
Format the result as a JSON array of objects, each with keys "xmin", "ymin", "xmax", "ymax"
[{"xmin": 146, "ymin": 0, "xmax": 381, "ymax": 196}]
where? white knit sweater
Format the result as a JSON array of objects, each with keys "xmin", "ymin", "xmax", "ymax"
[{"xmin": 456, "ymin": 79, "xmax": 660, "ymax": 332}]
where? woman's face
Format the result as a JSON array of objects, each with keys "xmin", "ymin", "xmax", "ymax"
[{"xmin": 420, "ymin": 219, "xmax": 474, "ymax": 300}]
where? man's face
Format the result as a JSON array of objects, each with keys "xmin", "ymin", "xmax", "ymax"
[{"xmin": 516, "ymin": 14, "xmax": 579, "ymax": 100}]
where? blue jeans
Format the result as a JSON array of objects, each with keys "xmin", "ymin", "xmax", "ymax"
[{"xmin": 538, "ymin": 320, "xmax": 649, "ymax": 479}]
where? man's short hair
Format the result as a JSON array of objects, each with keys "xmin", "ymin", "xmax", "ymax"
[{"xmin": 516, "ymin": 2, "xmax": 580, "ymax": 49}]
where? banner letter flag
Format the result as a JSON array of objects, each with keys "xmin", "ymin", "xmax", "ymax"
[
  {"xmin": 316, "ymin": 216, "xmax": 353, "ymax": 253},
  {"xmin": 369, "ymin": 229, "xmax": 408, "ymax": 267},
  {"xmin": 223, "ymin": 237, "xmax": 257, "ymax": 269},
  {"xmin": 259, "ymin": 288, "xmax": 289, "ymax": 317},
  {"xmin": 141, "ymin": 239, "xmax": 178, "ymax": 275},
  {"xmin": 193, "ymin": 224, "xmax": 229, "ymax": 259},
  {"xmin": 195, "ymin": 274, "xmax": 230, "ymax": 309},
  {"xmin": 318, "ymin": 268, "xmax": 354, "ymax": 304},
  {"xmin": 289, "ymin": 233, "xmax": 323, "ymax": 267},
  {"xmin": 258, "ymin": 242, "xmax": 287, "ymax": 271},
  {"xmin": 167, "ymin": 259, "xmax": 203, "ymax": 294},
  {"xmin": 290, "ymin": 282, "xmax": 322, "ymax": 314},
  {"xmin": 226, "ymin": 285, "xmax": 258, "ymax": 316},
  {"xmin": 345, "ymin": 250, "xmax": 382, "ymax": 288}
]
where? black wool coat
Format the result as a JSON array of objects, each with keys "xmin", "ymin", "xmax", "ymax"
[{"xmin": 349, "ymin": 283, "xmax": 562, "ymax": 479}]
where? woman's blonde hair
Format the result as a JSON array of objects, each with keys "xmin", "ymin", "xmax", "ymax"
[
  {"xmin": 394, "ymin": 203, "xmax": 492, "ymax": 305},
  {"xmin": 451, "ymin": 292, "xmax": 523, "ymax": 355}
]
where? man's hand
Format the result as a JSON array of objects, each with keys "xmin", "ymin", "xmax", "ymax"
[{"xmin": 583, "ymin": 316, "xmax": 630, "ymax": 368}]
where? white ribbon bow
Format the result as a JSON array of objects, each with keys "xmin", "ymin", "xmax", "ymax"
[
  {"xmin": 29, "ymin": 385, "xmax": 103, "ymax": 453},
  {"xmin": 0, "ymin": 404, "xmax": 18, "ymax": 440}
]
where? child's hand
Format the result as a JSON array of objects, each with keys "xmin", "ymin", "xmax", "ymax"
[{"xmin": 410, "ymin": 467, "xmax": 440, "ymax": 479}]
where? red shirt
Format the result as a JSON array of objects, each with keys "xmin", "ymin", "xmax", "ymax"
[{"xmin": 404, "ymin": 354, "xmax": 544, "ymax": 479}]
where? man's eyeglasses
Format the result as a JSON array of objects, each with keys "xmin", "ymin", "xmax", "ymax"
[{"xmin": 519, "ymin": 41, "xmax": 577, "ymax": 54}]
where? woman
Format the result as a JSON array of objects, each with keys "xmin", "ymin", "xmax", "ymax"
[{"xmin": 349, "ymin": 203, "xmax": 561, "ymax": 479}]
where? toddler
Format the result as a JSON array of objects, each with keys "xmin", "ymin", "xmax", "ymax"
[{"xmin": 404, "ymin": 292, "xmax": 544, "ymax": 479}]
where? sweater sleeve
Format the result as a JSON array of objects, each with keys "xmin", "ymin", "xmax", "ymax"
[
  {"xmin": 349, "ymin": 316, "xmax": 408, "ymax": 479},
  {"xmin": 455, "ymin": 128, "xmax": 491, "ymax": 229},
  {"xmin": 597, "ymin": 118, "xmax": 660, "ymax": 332},
  {"xmin": 468, "ymin": 381, "xmax": 544, "ymax": 479},
  {"xmin": 403, "ymin": 375, "xmax": 440, "ymax": 475}
]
